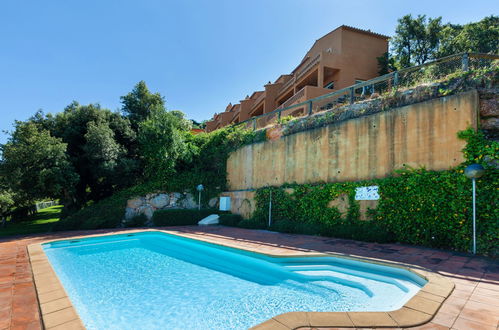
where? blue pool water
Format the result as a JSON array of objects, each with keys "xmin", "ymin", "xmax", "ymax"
[{"xmin": 43, "ymin": 232, "xmax": 425, "ymax": 329}]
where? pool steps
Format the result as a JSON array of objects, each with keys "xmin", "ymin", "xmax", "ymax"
[{"xmin": 284, "ymin": 264, "xmax": 410, "ymax": 292}]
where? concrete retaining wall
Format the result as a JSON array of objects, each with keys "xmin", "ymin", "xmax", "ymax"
[{"xmin": 224, "ymin": 91, "xmax": 479, "ymax": 217}]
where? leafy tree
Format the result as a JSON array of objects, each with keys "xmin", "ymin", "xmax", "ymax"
[
  {"xmin": 390, "ymin": 15, "xmax": 498, "ymax": 71},
  {"xmin": 376, "ymin": 52, "xmax": 397, "ymax": 75},
  {"xmin": 0, "ymin": 190, "xmax": 14, "ymax": 214},
  {"xmin": 190, "ymin": 119, "xmax": 208, "ymax": 130},
  {"xmin": 175, "ymin": 126, "xmax": 258, "ymax": 193},
  {"xmin": 0, "ymin": 121, "xmax": 79, "ymax": 205},
  {"xmin": 121, "ymin": 81, "xmax": 165, "ymax": 127},
  {"xmin": 437, "ymin": 16, "xmax": 499, "ymax": 57},
  {"xmin": 83, "ymin": 121, "xmax": 129, "ymax": 200},
  {"xmin": 84, "ymin": 121, "xmax": 124, "ymax": 174},
  {"xmin": 138, "ymin": 107, "xmax": 191, "ymax": 179},
  {"xmin": 1, "ymin": 81, "xmax": 180, "ymax": 217},
  {"xmin": 27, "ymin": 102, "xmax": 140, "ymax": 208},
  {"xmin": 392, "ymin": 14, "xmax": 442, "ymax": 68},
  {"xmin": 0, "ymin": 188, "xmax": 14, "ymax": 226}
]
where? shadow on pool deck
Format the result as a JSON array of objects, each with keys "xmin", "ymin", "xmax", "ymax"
[{"xmin": 1, "ymin": 225, "xmax": 498, "ymax": 329}]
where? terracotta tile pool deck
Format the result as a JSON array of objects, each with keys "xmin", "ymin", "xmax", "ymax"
[{"xmin": 1, "ymin": 226, "xmax": 498, "ymax": 330}]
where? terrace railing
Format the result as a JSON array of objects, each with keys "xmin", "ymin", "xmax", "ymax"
[
  {"xmin": 277, "ymin": 76, "xmax": 296, "ymax": 97},
  {"xmin": 296, "ymin": 53, "xmax": 321, "ymax": 80},
  {"xmin": 278, "ymin": 87, "xmax": 306, "ymax": 110},
  {"xmin": 235, "ymin": 53, "xmax": 499, "ymax": 131},
  {"xmin": 253, "ymin": 91, "xmax": 266, "ymax": 107}
]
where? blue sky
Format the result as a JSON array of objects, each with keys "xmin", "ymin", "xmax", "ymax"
[{"xmin": 0, "ymin": 0, "xmax": 497, "ymax": 143}]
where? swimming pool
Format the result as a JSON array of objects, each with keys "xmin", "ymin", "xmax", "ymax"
[{"xmin": 43, "ymin": 232, "xmax": 426, "ymax": 329}]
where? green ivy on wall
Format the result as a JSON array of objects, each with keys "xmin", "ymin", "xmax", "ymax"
[{"xmin": 249, "ymin": 128, "xmax": 499, "ymax": 256}]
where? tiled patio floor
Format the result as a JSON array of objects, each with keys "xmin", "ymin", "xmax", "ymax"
[{"xmin": 1, "ymin": 226, "xmax": 498, "ymax": 330}]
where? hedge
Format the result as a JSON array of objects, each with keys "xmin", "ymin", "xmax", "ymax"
[
  {"xmin": 152, "ymin": 209, "xmax": 222, "ymax": 226},
  {"xmin": 124, "ymin": 214, "xmax": 148, "ymax": 228},
  {"xmin": 218, "ymin": 214, "xmax": 243, "ymax": 226}
]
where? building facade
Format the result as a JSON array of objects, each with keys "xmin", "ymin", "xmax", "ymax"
[{"xmin": 205, "ymin": 25, "xmax": 389, "ymax": 132}]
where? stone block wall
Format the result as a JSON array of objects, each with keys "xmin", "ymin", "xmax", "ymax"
[
  {"xmin": 479, "ymin": 88, "xmax": 499, "ymax": 140},
  {"xmin": 124, "ymin": 192, "xmax": 198, "ymax": 221}
]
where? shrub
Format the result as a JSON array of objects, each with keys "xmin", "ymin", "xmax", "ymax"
[
  {"xmin": 252, "ymin": 165, "xmax": 497, "ymax": 255},
  {"xmin": 277, "ymin": 115, "xmax": 295, "ymax": 125},
  {"xmin": 124, "ymin": 214, "xmax": 148, "ymax": 228},
  {"xmin": 54, "ymin": 199, "xmax": 124, "ymax": 231},
  {"xmin": 320, "ymin": 221, "xmax": 394, "ymax": 243},
  {"xmin": 237, "ymin": 218, "xmax": 267, "ymax": 229},
  {"xmin": 293, "ymin": 222, "xmax": 323, "ymax": 236},
  {"xmin": 269, "ymin": 220, "xmax": 295, "ymax": 233},
  {"xmin": 152, "ymin": 209, "xmax": 217, "ymax": 226},
  {"xmin": 170, "ymin": 126, "xmax": 266, "ymax": 201},
  {"xmin": 266, "ymin": 218, "xmax": 391, "ymax": 242},
  {"xmin": 10, "ymin": 206, "xmax": 37, "ymax": 222},
  {"xmin": 251, "ymin": 168, "xmax": 497, "ymax": 254},
  {"xmin": 219, "ymin": 214, "xmax": 243, "ymax": 226}
]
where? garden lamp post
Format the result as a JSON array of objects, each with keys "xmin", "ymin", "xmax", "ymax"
[
  {"xmin": 464, "ymin": 164, "xmax": 485, "ymax": 254},
  {"xmin": 196, "ymin": 184, "xmax": 204, "ymax": 211},
  {"xmin": 268, "ymin": 188, "xmax": 272, "ymax": 228}
]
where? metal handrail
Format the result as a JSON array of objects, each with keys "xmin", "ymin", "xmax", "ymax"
[{"xmin": 230, "ymin": 52, "xmax": 498, "ymax": 130}]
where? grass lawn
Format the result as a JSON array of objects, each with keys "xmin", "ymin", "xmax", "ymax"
[{"xmin": 0, "ymin": 205, "xmax": 62, "ymax": 237}]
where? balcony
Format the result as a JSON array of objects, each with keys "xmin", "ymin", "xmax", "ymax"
[
  {"xmin": 276, "ymin": 53, "xmax": 322, "ymax": 101},
  {"xmin": 278, "ymin": 88, "xmax": 305, "ymax": 109},
  {"xmin": 230, "ymin": 110, "xmax": 240, "ymax": 124},
  {"xmin": 249, "ymin": 92, "xmax": 266, "ymax": 117},
  {"xmin": 277, "ymin": 85, "xmax": 332, "ymax": 110},
  {"xmin": 277, "ymin": 76, "xmax": 295, "ymax": 97},
  {"xmin": 253, "ymin": 91, "xmax": 266, "ymax": 108},
  {"xmin": 296, "ymin": 53, "xmax": 321, "ymax": 80}
]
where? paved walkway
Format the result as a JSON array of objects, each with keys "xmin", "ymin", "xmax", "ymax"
[{"xmin": 0, "ymin": 226, "xmax": 498, "ymax": 330}]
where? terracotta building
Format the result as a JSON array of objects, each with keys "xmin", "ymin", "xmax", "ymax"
[{"xmin": 205, "ymin": 25, "xmax": 389, "ymax": 132}]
